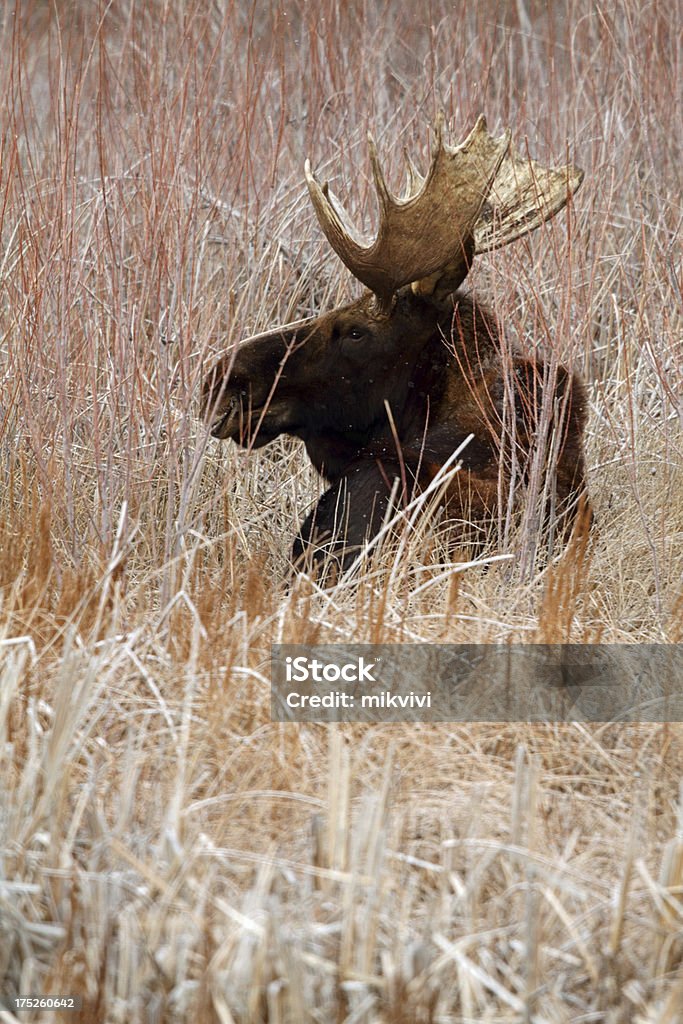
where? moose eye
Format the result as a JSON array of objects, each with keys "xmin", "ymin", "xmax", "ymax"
[{"xmin": 346, "ymin": 327, "xmax": 365, "ymax": 341}]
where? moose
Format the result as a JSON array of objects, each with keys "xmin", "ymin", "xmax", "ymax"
[{"xmin": 202, "ymin": 115, "xmax": 589, "ymax": 575}]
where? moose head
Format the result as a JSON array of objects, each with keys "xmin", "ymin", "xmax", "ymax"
[{"xmin": 202, "ymin": 116, "xmax": 588, "ymax": 575}]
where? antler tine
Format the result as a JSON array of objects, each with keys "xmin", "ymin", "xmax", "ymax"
[
  {"xmin": 402, "ymin": 149, "xmax": 423, "ymax": 200},
  {"xmin": 367, "ymin": 133, "xmax": 391, "ymax": 213},
  {"xmin": 432, "ymin": 109, "xmax": 445, "ymax": 146},
  {"xmin": 305, "ymin": 116, "xmax": 583, "ymax": 313}
]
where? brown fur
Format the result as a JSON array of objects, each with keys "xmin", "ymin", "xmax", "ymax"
[{"xmin": 202, "ymin": 287, "xmax": 589, "ymax": 575}]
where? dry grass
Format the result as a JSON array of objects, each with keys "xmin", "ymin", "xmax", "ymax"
[{"xmin": 0, "ymin": 0, "xmax": 682, "ymax": 1020}]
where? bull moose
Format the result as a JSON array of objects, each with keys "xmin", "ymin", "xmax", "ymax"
[{"xmin": 202, "ymin": 115, "xmax": 589, "ymax": 576}]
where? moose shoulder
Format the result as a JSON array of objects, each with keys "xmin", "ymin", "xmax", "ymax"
[{"xmin": 202, "ymin": 116, "xmax": 589, "ymax": 575}]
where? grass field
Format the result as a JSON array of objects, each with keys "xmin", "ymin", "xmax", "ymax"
[{"xmin": 1, "ymin": 0, "xmax": 682, "ymax": 1020}]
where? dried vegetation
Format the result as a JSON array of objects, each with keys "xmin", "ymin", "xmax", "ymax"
[{"xmin": 0, "ymin": 0, "xmax": 682, "ymax": 1020}]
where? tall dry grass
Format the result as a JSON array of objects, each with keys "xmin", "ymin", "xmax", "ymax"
[{"xmin": 0, "ymin": 0, "xmax": 682, "ymax": 1020}]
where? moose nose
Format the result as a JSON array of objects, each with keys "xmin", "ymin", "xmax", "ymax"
[{"xmin": 208, "ymin": 395, "xmax": 241, "ymax": 439}]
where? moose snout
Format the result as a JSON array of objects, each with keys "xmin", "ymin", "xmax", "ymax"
[
  {"xmin": 202, "ymin": 353, "xmax": 277, "ymax": 443},
  {"xmin": 201, "ymin": 356, "xmax": 241, "ymax": 438},
  {"xmin": 206, "ymin": 395, "xmax": 240, "ymax": 439}
]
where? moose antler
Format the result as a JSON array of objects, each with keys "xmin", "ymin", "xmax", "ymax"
[
  {"xmin": 473, "ymin": 141, "xmax": 584, "ymax": 253},
  {"xmin": 305, "ymin": 115, "xmax": 583, "ymax": 312}
]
